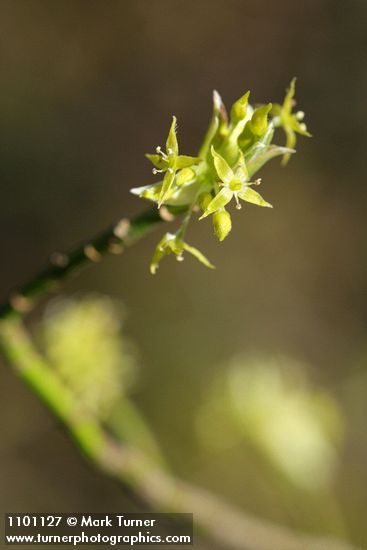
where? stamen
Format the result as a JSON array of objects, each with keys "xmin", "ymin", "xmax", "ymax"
[
  {"xmin": 296, "ymin": 111, "xmax": 305, "ymax": 120},
  {"xmin": 168, "ymin": 168, "xmax": 174, "ymax": 174},
  {"xmin": 156, "ymin": 146, "xmax": 168, "ymax": 161},
  {"xmin": 176, "ymin": 254, "xmax": 184, "ymax": 262},
  {"xmin": 234, "ymin": 194, "xmax": 242, "ymax": 210},
  {"xmin": 299, "ymin": 123, "xmax": 307, "ymax": 132},
  {"xmin": 167, "ymin": 148, "xmax": 173, "ymax": 155},
  {"xmin": 152, "ymin": 168, "xmax": 164, "ymax": 174},
  {"xmin": 254, "ymin": 178, "xmax": 262, "ymax": 186}
]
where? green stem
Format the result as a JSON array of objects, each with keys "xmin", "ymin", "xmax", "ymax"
[
  {"xmin": 176, "ymin": 203, "xmax": 195, "ymax": 241},
  {"xmin": 0, "ymin": 318, "xmax": 104, "ymax": 459},
  {"xmin": 0, "ymin": 190, "xmax": 357, "ymax": 550},
  {"xmin": 0, "ymin": 204, "xmax": 186, "ymax": 320},
  {"xmin": 0, "ymin": 318, "xmax": 357, "ymax": 550}
]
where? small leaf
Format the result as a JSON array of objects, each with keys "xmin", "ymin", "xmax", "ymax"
[
  {"xmin": 199, "ymin": 187, "xmax": 233, "ymax": 219},
  {"xmin": 166, "ymin": 116, "xmax": 178, "ymax": 156},
  {"xmin": 211, "ymin": 146, "xmax": 234, "ymax": 184},
  {"xmin": 183, "ymin": 243, "xmax": 215, "ymax": 269},
  {"xmin": 238, "ymin": 187, "xmax": 273, "ymax": 208}
]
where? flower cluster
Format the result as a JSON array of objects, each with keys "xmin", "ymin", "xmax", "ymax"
[{"xmin": 131, "ymin": 80, "xmax": 310, "ymax": 273}]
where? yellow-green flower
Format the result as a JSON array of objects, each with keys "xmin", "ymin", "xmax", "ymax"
[
  {"xmin": 146, "ymin": 116, "xmax": 200, "ymax": 206},
  {"xmin": 272, "ymin": 78, "xmax": 311, "ymax": 165},
  {"xmin": 130, "ymin": 83, "xmax": 311, "ymax": 274},
  {"xmin": 199, "ymin": 147, "xmax": 272, "ymax": 219},
  {"xmin": 150, "ymin": 232, "xmax": 214, "ymax": 274}
]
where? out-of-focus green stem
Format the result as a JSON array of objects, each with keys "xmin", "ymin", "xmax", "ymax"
[
  {"xmin": 0, "ymin": 196, "xmax": 358, "ymax": 550},
  {"xmin": 0, "ymin": 318, "xmax": 105, "ymax": 459},
  {"xmin": 0, "ymin": 318, "xmax": 358, "ymax": 550}
]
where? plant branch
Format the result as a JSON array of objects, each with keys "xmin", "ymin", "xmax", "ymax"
[
  {"xmin": 0, "ymin": 318, "xmax": 358, "ymax": 550},
  {"xmin": 0, "ymin": 189, "xmax": 357, "ymax": 550},
  {"xmin": 0, "ymin": 204, "xmax": 186, "ymax": 320},
  {"xmin": 0, "ymin": 85, "xmax": 336, "ymax": 549}
]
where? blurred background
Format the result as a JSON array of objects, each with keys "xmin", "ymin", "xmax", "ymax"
[{"xmin": 0, "ymin": 0, "xmax": 367, "ymax": 547}]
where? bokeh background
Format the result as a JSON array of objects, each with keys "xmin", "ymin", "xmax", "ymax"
[{"xmin": 1, "ymin": 0, "xmax": 367, "ymax": 548}]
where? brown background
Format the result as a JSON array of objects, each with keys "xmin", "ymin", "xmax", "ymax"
[{"xmin": 0, "ymin": 1, "xmax": 367, "ymax": 548}]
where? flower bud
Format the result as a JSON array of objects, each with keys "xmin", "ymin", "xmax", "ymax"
[
  {"xmin": 230, "ymin": 91, "xmax": 250, "ymax": 125},
  {"xmin": 250, "ymin": 103, "xmax": 272, "ymax": 137},
  {"xmin": 198, "ymin": 192, "xmax": 213, "ymax": 212},
  {"xmin": 212, "ymin": 209, "xmax": 232, "ymax": 242},
  {"xmin": 176, "ymin": 167, "xmax": 195, "ymax": 186}
]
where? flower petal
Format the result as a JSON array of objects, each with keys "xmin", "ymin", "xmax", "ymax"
[
  {"xmin": 199, "ymin": 187, "xmax": 233, "ymax": 219},
  {"xmin": 183, "ymin": 243, "xmax": 215, "ymax": 269},
  {"xmin": 175, "ymin": 155, "xmax": 201, "ymax": 169},
  {"xmin": 211, "ymin": 146, "xmax": 234, "ymax": 185},
  {"xmin": 290, "ymin": 118, "xmax": 312, "ymax": 137},
  {"xmin": 235, "ymin": 151, "xmax": 249, "ymax": 181},
  {"xmin": 284, "ymin": 77, "xmax": 296, "ymax": 115},
  {"xmin": 282, "ymin": 128, "xmax": 296, "ymax": 166},
  {"xmin": 238, "ymin": 187, "xmax": 273, "ymax": 208},
  {"xmin": 145, "ymin": 154, "xmax": 167, "ymax": 170},
  {"xmin": 166, "ymin": 116, "xmax": 178, "ymax": 156},
  {"xmin": 150, "ymin": 233, "xmax": 172, "ymax": 274}
]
